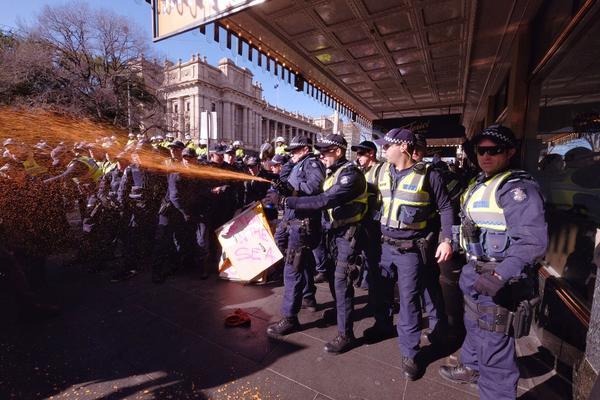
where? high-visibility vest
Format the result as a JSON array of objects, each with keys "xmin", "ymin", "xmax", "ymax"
[
  {"xmin": 71, "ymin": 156, "xmax": 103, "ymax": 184},
  {"xmin": 236, "ymin": 148, "xmax": 245, "ymax": 158},
  {"xmin": 377, "ymin": 162, "xmax": 431, "ymax": 230},
  {"xmin": 275, "ymin": 145, "xmax": 287, "ymax": 155},
  {"xmin": 99, "ymin": 160, "xmax": 117, "ymax": 175},
  {"xmin": 460, "ymin": 170, "xmax": 513, "ymax": 258},
  {"xmin": 322, "ymin": 161, "xmax": 368, "ymax": 228},
  {"xmin": 22, "ymin": 157, "xmax": 48, "ymax": 177}
]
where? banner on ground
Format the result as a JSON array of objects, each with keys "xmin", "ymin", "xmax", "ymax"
[{"xmin": 217, "ymin": 202, "xmax": 282, "ymax": 282}]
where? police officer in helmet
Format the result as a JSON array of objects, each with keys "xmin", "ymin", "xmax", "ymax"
[
  {"xmin": 282, "ymin": 134, "xmax": 369, "ymax": 353},
  {"xmin": 439, "ymin": 125, "xmax": 547, "ymax": 400}
]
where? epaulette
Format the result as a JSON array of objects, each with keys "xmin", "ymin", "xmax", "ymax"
[
  {"xmin": 412, "ymin": 162, "xmax": 428, "ymax": 174},
  {"xmin": 506, "ymin": 169, "xmax": 533, "ymax": 183}
]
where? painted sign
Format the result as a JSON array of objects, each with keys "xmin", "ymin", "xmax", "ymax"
[
  {"xmin": 152, "ymin": 0, "xmax": 265, "ymax": 42},
  {"xmin": 217, "ymin": 202, "xmax": 282, "ymax": 282}
]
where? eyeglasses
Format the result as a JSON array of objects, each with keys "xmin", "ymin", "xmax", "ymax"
[
  {"xmin": 319, "ymin": 148, "xmax": 336, "ymax": 157},
  {"xmin": 382, "ymin": 143, "xmax": 397, "ymax": 151},
  {"xmin": 475, "ymin": 146, "xmax": 506, "ymax": 156}
]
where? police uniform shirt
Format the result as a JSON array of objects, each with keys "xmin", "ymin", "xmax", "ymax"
[
  {"xmin": 381, "ymin": 164, "xmax": 453, "ymax": 241},
  {"xmin": 283, "ymin": 154, "xmax": 325, "ymax": 221},
  {"xmin": 286, "ymin": 158, "xmax": 366, "ymax": 225},
  {"xmin": 469, "ymin": 172, "xmax": 547, "ymax": 280}
]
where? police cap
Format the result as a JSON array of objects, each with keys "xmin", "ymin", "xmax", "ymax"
[
  {"xmin": 472, "ymin": 124, "xmax": 517, "ymax": 148},
  {"xmin": 350, "ymin": 140, "xmax": 377, "ymax": 154},
  {"xmin": 315, "ymin": 134, "xmax": 347, "ymax": 151},
  {"xmin": 374, "ymin": 128, "xmax": 415, "ymax": 146},
  {"xmin": 285, "ymin": 136, "xmax": 312, "ymax": 152}
]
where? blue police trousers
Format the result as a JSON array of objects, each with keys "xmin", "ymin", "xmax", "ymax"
[
  {"xmin": 379, "ymin": 243, "xmax": 432, "ymax": 359},
  {"xmin": 459, "ymin": 262, "xmax": 519, "ymax": 400},
  {"xmin": 281, "ymin": 224, "xmax": 317, "ymax": 318}
]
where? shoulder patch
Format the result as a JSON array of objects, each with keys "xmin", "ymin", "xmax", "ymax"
[
  {"xmin": 511, "ymin": 187, "xmax": 527, "ymax": 202},
  {"xmin": 311, "ymin": 161, "xmax": 318, "ymax": 168},
  {"xmin": 340, "ymin": 175, "xmax": 350, "ymax": 185}
]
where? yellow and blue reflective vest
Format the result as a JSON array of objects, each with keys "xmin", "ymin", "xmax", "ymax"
[
  {"xmin": 460, "ymin": 170, "xmax": 513, "ymax": 259},
  {"xmin": 377, "ymin": 162, "xmax": 431, "ymax": 230},
  {"xmin": 71, "ymin": 156, "xmax": 103, "ymax": 184},
  {"xmin": 323, "ymin": 161, "xmax": 368, "ymax": 228}
]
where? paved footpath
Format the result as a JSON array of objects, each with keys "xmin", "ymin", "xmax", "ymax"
[{"xmin": 0, "ymin": 257, "xmax": 573, "ymax": 399}]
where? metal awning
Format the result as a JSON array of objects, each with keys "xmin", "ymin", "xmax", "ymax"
[{"xmin": 218, "ymin": 0, "xmax": 541, "ymax": 130}]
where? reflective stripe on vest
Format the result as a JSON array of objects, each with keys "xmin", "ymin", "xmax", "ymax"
[
  {"xmin": 364, "ymin": 162, "xmax": 384, "ymax": 184},
  {"xmin": 22, "ymin": 158, "xmax": 48, "ymax": 177},
  {"xmin": 378, "ymin": 162, "xmax": 431, "ymax": 229},
  {"xmin": 322, "ymin": 161, "xmax": 368, "ymax": 228},
  {"xmin": 461, "ymin": 171, "xmax": 512, "ymax": 232}
]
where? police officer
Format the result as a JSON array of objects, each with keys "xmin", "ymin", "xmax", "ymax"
[
  {"xmin": 3, "ymin": 139, "xmax": 49, "ymax": 178},
  {"xmin": 151, "ymin": 140, "xmax": 196, "ymax": 283},
  {"xmin": 364, "ymin": 128, "xmax": 454, "ymax": 380},
  {"xmin": 351, "ymin": 140, "xmax": 384, "ymax": 289},
  {"xmin": 266, "ymin": 135, "xmax": 325, "ymax": 338},
  {"xmin": 282, "ymin": 134, "xmax": 368, "ymax": 353},
  {"xmin": 113, "ymin": 140, "xmax": 166, "ymax": 282},
  {"xmin": 439, "ymin": 125, "xmax": 547, "ymax": 400},
  {"xmin": 413, "ymin": 133, "xmax": 466, "ymax": 342}
]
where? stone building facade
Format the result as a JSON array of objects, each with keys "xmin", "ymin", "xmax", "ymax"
[{"xmin": 160, "ymin": 56, "xmax": 322, "ymax": 149}]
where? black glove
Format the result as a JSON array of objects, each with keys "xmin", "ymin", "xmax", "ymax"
[
  {"xmin": 473, "ymin": 272, "xmax": 505, "ymax": 297},
  {"xmin": 272, "ymin": 178, "xmax": 294, "ymax": 196}
]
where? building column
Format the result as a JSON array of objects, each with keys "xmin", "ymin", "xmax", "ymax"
[
  {"xmin": 193, "ymin": 94, "xmax": 200, "ymax": 139},
  {"xmin": 177, "ymin": 97, "xmax": 185, "ymax": 138},
  {"xmin": 255, "ymin": 113, "xmax": 261, "ymax": 146},
  {"xmin": 222, "ymin": 101, "xmax": 232, "ymax": 141},
  {"xmin": 242, "ymin": 106, "xmax": 249, "ymax": 144}
]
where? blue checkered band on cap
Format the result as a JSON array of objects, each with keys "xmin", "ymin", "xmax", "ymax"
[
  {"xmin": 319, "ymin": 138, "xmax": 347, "ymax": 149},
  {"xmin": 476, "ymin": 124, "xmax": 516, "ymax": 147}
]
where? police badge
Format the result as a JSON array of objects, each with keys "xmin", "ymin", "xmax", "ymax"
[{"xmin": 511, "ymin": 188, "xmax": 527, "ymax": 202}]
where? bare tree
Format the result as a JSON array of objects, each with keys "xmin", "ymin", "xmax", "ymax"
[{"xmin": 0, "ymin": 1, "xmax": 166, "ymax": 132}]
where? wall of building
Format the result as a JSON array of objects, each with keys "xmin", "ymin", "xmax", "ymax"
[{"xmin": 161, "ymin": 56, "xmax": 323, "ymax": 149}]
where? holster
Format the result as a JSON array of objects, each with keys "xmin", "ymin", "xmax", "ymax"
[
  {"xmin": 289, "ymin": 246, "xmax": 310, "ymax": 273},
  {"xmin": 416, "ymin": 232, "xmax": 434, "ymax": 266},
  {"xmin": 464, "ymin": 295, "xmax": 539, "ymax": 338}
]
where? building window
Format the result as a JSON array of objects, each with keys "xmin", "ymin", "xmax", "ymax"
[
  {"xmin": 186, "ymin": 102, "xmax": 190, "ymax": 112},
  {"xmin": 174, "ymin": 104, "xmax": 178, "ymax": 114},
  {"xmin": 211, "ymin": 102, "xmax": 216, "ymax": 112}
]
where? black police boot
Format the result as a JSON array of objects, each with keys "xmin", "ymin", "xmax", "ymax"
[
  {"xmin": 314, "ymin": 272, "xmax": 327, "ymax": 283},
  {"xmin": 363, "ymin": 323, "xmax": 396, "ymax": 343},
  {"xmin": 266, "ymin": 317, "xmax": 300, "ymax": 338},
  {"xmin": 324, "ymin": 333, "xmax": 356, "ymax": 354},
  {"xmin": 439, "ymin": 364, "xmax": 479, "ymax": 384},
  {"xmin": 301, "ymin": 296, "xmax": 318, "ymax": 312},
  {"xmin": 402, "ymin": 356, "xmax": 422, "ymax": 381}
]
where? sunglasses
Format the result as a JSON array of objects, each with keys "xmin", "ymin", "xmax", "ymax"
[
  {"xmin": 319, "ymin": 148, "xmax": 337, "ymax": 156},
  {"xmin": 476, "ymin": 145, "xmax": 506, "ymax": 156}
]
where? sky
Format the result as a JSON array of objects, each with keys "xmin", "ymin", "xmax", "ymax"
[{"xmin": 0, "ymin": 0, "xmax": 338, "ymax": 120}]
